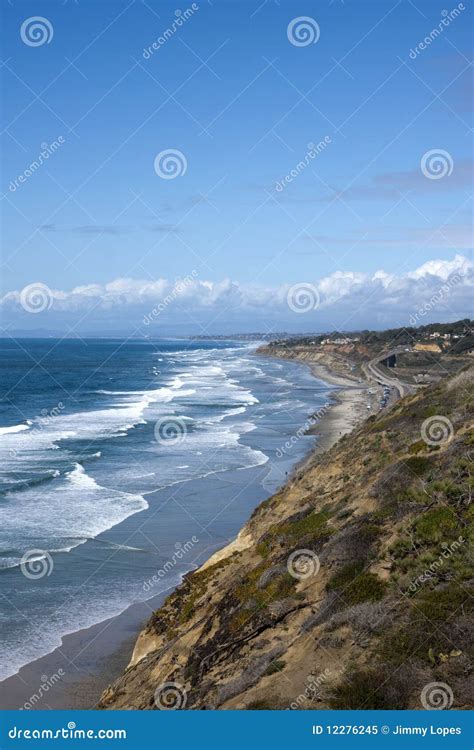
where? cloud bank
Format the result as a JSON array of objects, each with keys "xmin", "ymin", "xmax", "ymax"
[{"xmin": 1, "ymin": 255, "xmax": 472, "ymax": 334}]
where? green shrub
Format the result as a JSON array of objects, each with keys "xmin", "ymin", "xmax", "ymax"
[
  {"xmin": 264, "ymin": 660, "xmax": 285, "ymax": 676},
  {"xmin": 256, "ymin": 541, "xmax": 270, "ymax": 558},
  {"xmin": 246, "ymin": 699, "xmax": 278, "ymax": 710},
  {"xmin": 403, "ymin": 456, "xmax": 432, "ymax": 477},
  {"xmin": 327, "ymin": 563, "xmax": 387, "ymax": 605},
  {"xmin": 414, "ymin": 508, "xmax": 459, "ymax": 543},
  {"xmin": 264, "ymin": 510, "xmax": 332, "ymax": 548},
  {"xmin": 329, "ymin": 667, "xmax": 411, "ymax": 709},
  {"xmin": 281, "ymin": 511, "xmax": 331, "ymax": 540},
  {"xmin": 408, "ymin": 440, "xmax": 426, "ymax": 455},
  {"xmin": 381, "ymin": 586, "xmax": 473, "ymax": 664}
]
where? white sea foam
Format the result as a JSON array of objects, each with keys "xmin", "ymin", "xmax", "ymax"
[
  {"xmin": 0, "ymin": 351, "xmax": 264, "ymax": 563},
  {"xmin": 0, "ymin": 383, "xmax": 197, "ymax": 471},
  {"xmin": 0, "ymin": 342, "xmax": 328, "ymax": 682},
  {"xmin": 0, "ymin": 423, "xmax": 31, "ymax": 435},
  {"xmin": 1, "ymin": 463, "xmax": 148, "ymax": 568}
]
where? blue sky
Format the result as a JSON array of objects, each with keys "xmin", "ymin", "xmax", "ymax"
[{"xmin": 1, "ymin": 0, "xmax": 472, "ymax": 333}]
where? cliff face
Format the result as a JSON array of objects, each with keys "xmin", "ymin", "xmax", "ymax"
[
  {"xmin": 256, "ymin": 344, "xmax": 365, "ymax": 373},
  {"xmin": 100, "ymin": 367, "xmax": 473, "ymax": 711}
]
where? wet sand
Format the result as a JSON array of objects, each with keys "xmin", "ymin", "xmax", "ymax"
[{"xmin": 0, "ymin": 588, "xmax": 172, "ymax": 710}]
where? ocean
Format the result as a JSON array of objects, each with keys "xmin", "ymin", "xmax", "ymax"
[{"xmin": 0, "ymin": 338, "xmax": 331, "ymax": 681}]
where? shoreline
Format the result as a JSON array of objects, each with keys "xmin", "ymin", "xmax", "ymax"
[
  {"xmin": 258, "ymin": 351, "xmax": 373, "ymax": 458},
  {"xmin": 0, "ymin": 586, "xmax": 175, "ymax": 710},
  {"xmin": 0, "ymin": 352, "xmax": 370, "ymax": 710},
  {"xmin": 305, "ymin": 361, "xmax": 369, "ymax": 451}
]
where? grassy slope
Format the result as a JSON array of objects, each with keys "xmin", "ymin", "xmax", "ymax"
[{"xmin": 100, "ymin": 367, "xmax": 473, "ymax": 711}]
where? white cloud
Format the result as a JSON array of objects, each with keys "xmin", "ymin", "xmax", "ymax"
[
  {"xmin": 407, "ymin": 254, "xmax": 471, "ymax": 281},
  {"xmin": 1, "ymin": 255, "xmax": 472, "ymax": 332}
]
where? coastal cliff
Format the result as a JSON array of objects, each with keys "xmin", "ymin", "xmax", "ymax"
[{"xmin": 100, "ymin": 365, "xmax": 473, "ymax": 711}]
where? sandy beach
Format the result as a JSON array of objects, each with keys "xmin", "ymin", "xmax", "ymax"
[
  {"xmin": 0, "ymin": 353, "xmax": 370, "ymax": 711},
  {"xmin": 0, "ymin": 592, "xmax": 165, "ymax": 710},
  {"xmin": 257, "ymin": 347, "xmax": 376, "ymax": 456},
  {"xmin": 304, "ymin": 361, "xmax": 371, "ymax": 454}
]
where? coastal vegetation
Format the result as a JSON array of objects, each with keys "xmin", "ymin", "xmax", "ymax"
[{"xmin": 100, "ymin": 361, "xmax": 473, "ymax": 711}]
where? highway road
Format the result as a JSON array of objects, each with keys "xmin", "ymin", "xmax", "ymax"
[{"xmin": 362, "ymin": 348, "xmax": 417, "ymax": 400}]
